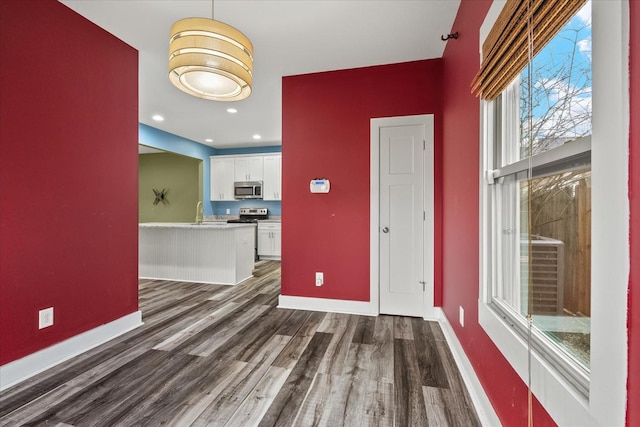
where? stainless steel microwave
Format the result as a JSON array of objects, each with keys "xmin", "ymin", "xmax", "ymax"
[{"xmin": 234, "ymin": 181, "xmax": 263, "ymax": 199}]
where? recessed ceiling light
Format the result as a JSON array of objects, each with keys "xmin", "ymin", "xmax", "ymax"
[
  {"xmin": 226, "ymin": 108, "xmax": 238, "ymax": 113},
  {"xmin": 152, "ymin": 114, "xmax": 164, "ymax": 122},
  {"xmin": 252, "ymin": 134, "xmax": 261, "ymax": 140},
  {"xmin": 205, "ymin": 138, "xmax": 213, "ymax": 143}
]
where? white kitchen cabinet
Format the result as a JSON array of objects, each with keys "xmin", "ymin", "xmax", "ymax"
[
  {"xmin": 210, "ymin": 157, "xmax": 235, "ymax": 201},
  {"xmin": 211, "ymin": 154, "xmax": 280, "ymax": 201},
  {"xmin": 234, "ymin": 156, "xmax": 264, "ymax": 182},
  {"xmin": 258, "ymin": 222, "xmax": 281, "ymax": 259},
  {"xmin": 262, "ymin": 154, "xmax": 282, "ymax": 200}
]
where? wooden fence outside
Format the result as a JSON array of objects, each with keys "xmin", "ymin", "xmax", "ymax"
[{"xmin": 528, "ymin": 171, "xmax": 591, "ymax": 316}]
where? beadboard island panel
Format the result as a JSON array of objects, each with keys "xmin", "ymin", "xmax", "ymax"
[{"xmin": 139, "ymin": 223, "xmax": 255, "ymax": 285}]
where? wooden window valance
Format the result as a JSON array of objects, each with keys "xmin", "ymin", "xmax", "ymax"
[{"xmin": 471, "ymin": 0, "xmax": 587, "ymax": 100}]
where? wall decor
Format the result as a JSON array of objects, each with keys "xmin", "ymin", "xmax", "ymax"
[{"xmin": 153, "ymin": 188, "xmax": 169, "ymax": 205}]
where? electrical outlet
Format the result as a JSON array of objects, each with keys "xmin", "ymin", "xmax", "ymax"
[
  {"xmin": 39, "ymin": 307, "xmax": 54, "ymax": 329},
  {"xmin": 226, "ymin": 208, "xmax": 230, "ymax": 214},
  {"xmin": 459, "ymin": 306, "xmax": 464, "ymax": 327},
  {"xmin": 315, "ymin": 272, "xmax": 323, "ymax": 286}
]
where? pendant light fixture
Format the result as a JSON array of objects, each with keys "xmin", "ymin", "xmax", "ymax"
[{"xmin": 168, "ymin": 0, "xmax": 253, "ymax": 101}]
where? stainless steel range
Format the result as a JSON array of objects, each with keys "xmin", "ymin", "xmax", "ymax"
[
  {"xmin": 226, "ymin": 207, "xmax": 268, "ymax": 223},
  {"xmin": 227, "ymin": 208, "xmax": 268, "ymax": 260}
]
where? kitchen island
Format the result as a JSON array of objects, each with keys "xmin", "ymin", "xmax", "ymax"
[{"xmin": 139, "ymin": 222, "xmax": 256, "ymax": 285}]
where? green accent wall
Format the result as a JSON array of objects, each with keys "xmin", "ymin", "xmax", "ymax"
[{"xmin": 139, "ymin": 152, "xmax": 202, "ymax": 223}]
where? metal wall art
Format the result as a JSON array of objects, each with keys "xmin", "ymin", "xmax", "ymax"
[{"xmin": 153, "ymin": 188, "xmax": 169, "ymax": 205}]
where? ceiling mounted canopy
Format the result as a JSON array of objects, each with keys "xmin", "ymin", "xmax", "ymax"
[{"xmin": 169, "ymin": 17, "xmax": 253, "ymax": 101}]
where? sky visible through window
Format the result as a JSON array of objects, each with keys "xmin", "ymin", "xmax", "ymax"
[{"xmin": 523, "ymin": 2, "xmax": 592, "ymax": 143}]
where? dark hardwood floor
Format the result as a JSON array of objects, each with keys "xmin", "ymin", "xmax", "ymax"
[{"xmin": 0, "ymin": 261, "xmax": 480, "ymax": 426}]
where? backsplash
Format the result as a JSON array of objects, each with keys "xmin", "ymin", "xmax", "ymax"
[{"xmin": 210, "ymin": 200, "xmax": 282, "ymax": 216}]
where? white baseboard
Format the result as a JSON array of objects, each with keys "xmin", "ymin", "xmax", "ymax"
[
  {"xmin": 438, "ymin": 309, "xmax": 501, "ymax": 427},
  {"xmin": 258, "ymin": 256, "xmax": 281, "ymax": 261},
  {"xmin": 0, "ymin": 311, "xmax": 143, "ymax": 391},
  {"xmin": 423, "ymin": 307, "xmax": 444, "ymax": 322},
  {"xmin": 278, "ymin": 295, "xmax": 376, "ymax": 316}
]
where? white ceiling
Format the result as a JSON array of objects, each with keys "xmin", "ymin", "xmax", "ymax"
[{"xmin": 60, "ymin": 0, "xmax": 461, "ymax": 149}]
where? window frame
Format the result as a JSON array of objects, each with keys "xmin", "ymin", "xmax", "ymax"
[
  {"xmin": 478, "ymin": 1, "xmax": 629, "ymax": 425},
  {"xmin": 489, "ymin": 93, "xmax": 592, "ymax": 395}
]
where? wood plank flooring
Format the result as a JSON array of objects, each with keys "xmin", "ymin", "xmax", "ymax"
[{"xmin": 0, "ymin": 261, "xmax": 480, "ymax": 426}]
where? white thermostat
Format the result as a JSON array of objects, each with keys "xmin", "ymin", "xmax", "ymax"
[{"xmin": 310, "ymin": 178, "xmax": 330, "ymax": 193}]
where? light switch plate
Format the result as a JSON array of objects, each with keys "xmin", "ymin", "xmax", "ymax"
[{"xmin": 315, "ymin": 272, "xmax": 323, "ymax": 286}]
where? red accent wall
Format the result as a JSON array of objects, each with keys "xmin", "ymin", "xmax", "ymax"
[
  {"xmin": 627, "ymin": 0, "xmax": 639, "ymax": 424},
  {"xmin": 0, "ymin": 0, "xmax": 139, "ymax": 365},
  {"xmin": 281, "ymin": 60, "xmax": 443, "ymax": 303},
  {"xmin": 440, "ymin": 0, "xmax": 555, "ymax": 425}
]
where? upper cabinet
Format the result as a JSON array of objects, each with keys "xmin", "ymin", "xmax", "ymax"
[
  {"xmin": 210, "ymin": 157, "xmax": 235, "ymax": 201},
  {"xmin": 234, "ymin": 156, "xmax": 263, "ymax": 182},
  {"xmin": 263, "ymin": 154, "xmax": 282, "ymax": 201},
  {"xmin": 210, "ymin": 154, "xmax": 281, "ymax": 201}
]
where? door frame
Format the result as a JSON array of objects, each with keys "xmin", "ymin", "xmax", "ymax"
[{"xmin": 370, "ymin": 114, "xmax": 436, "ymax": 319}]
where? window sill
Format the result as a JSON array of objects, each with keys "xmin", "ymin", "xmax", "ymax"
[{"xmin": 478, "ymin": 300, "xmax": 596, "ymax": 426}]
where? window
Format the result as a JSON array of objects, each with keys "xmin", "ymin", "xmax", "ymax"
[
  {"xmin": 488, "ymin": 6, "xmax": 593, "ymax": 393},
  {"xmin": 478, "ymin": 1, "xmax": 629, "ymax": 425}
]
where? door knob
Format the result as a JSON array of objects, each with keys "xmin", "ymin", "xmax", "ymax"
[{"xmin": 382, "ymin": 227, "xmax": 389, "ymax": 233}]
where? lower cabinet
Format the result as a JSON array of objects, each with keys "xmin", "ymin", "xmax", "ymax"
[{"xmin": 258, "ymin": 222, "xmax": 281, "ymax": 259}]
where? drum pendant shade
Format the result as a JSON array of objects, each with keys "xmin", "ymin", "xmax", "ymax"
[{"xmin": 169, "ymin": 17, "xmax": 253, "ymax": 101}]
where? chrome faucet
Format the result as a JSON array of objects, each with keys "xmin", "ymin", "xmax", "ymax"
[{"xmin": 195, "ymin": 201, "xmax": 204, "ymax": 224}]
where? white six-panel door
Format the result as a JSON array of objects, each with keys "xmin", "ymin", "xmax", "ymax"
[{"xmin": 371, "ymin": 115, "xmax": 435, "ymax": 319}]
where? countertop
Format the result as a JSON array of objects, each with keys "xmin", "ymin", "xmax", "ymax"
[
  {"xmin": 203, "ymin": 215, "xmax": 281, "ymax": 223},
  {"xmin": 199, "ymin": 220, "xmax": 281, "ymax": 224},
  {"xmin": 139, "ymin": 222, "xmax": 256, "ymax": 229}
]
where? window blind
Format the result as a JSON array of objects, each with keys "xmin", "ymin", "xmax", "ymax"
[{"xmin": 471, "ymin": 0, "xmax": 587, "ymax": 100}]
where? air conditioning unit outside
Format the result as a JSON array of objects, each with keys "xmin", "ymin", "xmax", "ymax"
[{"xmin": 521, "ymin": 235, "xmax": 565, "ymax": 315}]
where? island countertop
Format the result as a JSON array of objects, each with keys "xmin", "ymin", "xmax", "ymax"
[{"xmin": 139, "ymin": 222, "xmax": 255, "ymax": 229}]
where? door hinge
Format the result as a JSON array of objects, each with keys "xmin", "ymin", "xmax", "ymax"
[
  {"xmin": 419, "ymin": 281, "xmax": 426, "ymax": 291},
  {"xmin": 423, "ymin": 139, "xmax": 426, "ymax": 150},
  {"xmin": 423, "ymin": 211, "xmax": 426, "ymax": 221}
]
